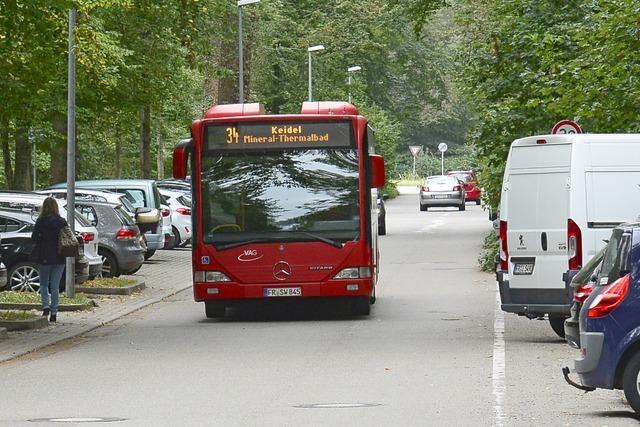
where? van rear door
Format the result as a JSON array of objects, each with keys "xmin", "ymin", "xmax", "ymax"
[{"xmin": 507, "ymin": 143, "xmax": 571, "ymax": 290}]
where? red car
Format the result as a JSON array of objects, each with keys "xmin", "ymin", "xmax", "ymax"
[{"xmin": 447, "ymin": 170, "xmax": 481, "ymax": 205}]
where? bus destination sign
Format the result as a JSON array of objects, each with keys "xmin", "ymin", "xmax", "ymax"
[{"xmin": 205, "ymin": 121, "xmax": 353, "ymax": 151}]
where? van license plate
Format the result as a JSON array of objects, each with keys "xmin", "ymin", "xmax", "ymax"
[
  {"xmin": 263, "ymin": 287, "xmax": 302, "ymax": 297},
  {"xmin": 513, "ymin": 263, "xmax": 534, "ymax": 275}
]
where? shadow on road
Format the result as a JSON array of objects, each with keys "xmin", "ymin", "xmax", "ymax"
[
  {"xmin": 591, "ymin": 410, "xmax": 640, "ymax": 421},
  {"xmin": 200, "ymin": 299, "xmax": 372, "ymax": 323}
]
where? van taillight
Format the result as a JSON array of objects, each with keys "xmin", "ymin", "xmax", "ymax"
[
  {"xmin": 587, "ymin": 273, "xmax": 630, "ymax": 318},
  {"xmin": 499, "ymin": 220, "xmax": 509, "ymax": 271},
  {"xmin": 574, "ymin": 283, "xmax": 593, "ymax": 303},
  {"xmin": 568, "ymin": 218, "xmax": 582, "ymax": 270}
]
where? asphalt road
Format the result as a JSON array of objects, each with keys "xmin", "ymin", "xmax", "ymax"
[{"xmin": 0, "ymin": 194, "xmax": 637, "ymax": 426}]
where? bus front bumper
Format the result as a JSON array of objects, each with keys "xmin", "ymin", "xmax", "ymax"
[{"xmin": 193, "ymin": 279, "xmax": 373, "ymax": 302}]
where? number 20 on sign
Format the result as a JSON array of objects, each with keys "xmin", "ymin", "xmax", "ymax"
[{"xmin": 226, "ymin": 127, "xmax": 239, "ymax": 144}]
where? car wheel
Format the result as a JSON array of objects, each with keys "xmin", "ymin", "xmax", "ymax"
[
  {"xmin": 205, "ymin": 301, "xmax": 226, "ymax": 318},
  {"xmin": 144, "ymin": 249, "xmax": 156, "ymax": 261},
  {"xmin": 351, "ymin": 297, "xmax": 371, "ymax": 316},
  {"xmin": 549, "ymin": 315, "xmax": 567, "ymax": 338},
  {"xmin": 171, "ymin": 227, "xmax": 181, "ymax": 250},
  {"xmin": 623, "ymin": 351, "xmax": 640, "ymax": 414},
  {"xmin": 459, "ymin": 203, "xmax": 466, "ymax": 211},
  {"xmin": 420, "ymin": 204, "xmax": 428, "ymax": 212},
  {"xmin": 378, "ymin": 218, "xmax": 386, "ymax": 236},
  {"xmin": 475, "ymin": 199, "xmax": 481, "ymax": 205},
  {"xmin": 99, "ymin": 249, "xmax": 120, "ymax": 278},
  {"xmin": 8, "ymin": 262, "xmax": 40, "ymax": 292}
]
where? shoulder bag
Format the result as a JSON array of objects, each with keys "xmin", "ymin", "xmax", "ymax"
[{"xmin": 58, "ymin": 225, "xmax": 79, "ymax": 257}]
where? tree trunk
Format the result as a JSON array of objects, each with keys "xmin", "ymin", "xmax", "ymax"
[
  {"xmin": 140, "ymin": 106, "xmax": 151, "ymax": 178},
  {"xmin": 13, "ymin": 123, "xmax": 31, "ymax": 191},
  {"xmin": 156, "ymin": 118, "xmax": 164, "ymax": 180},
  {"xmin": 1, "ymin": 119, "xmax": 13, "ymax": 187},
  {"xmin": 217, "ymin": 9, "xmax": 239, "ymax": 104},
  {"xmin": 50, "ymin": 113, "xmax": 67, "ymax": 185},
  {"xmin": 115, "ymin": 127, "xmax": 122, "ymax": 178}
]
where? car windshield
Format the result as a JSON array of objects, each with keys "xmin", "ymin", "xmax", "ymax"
[
  {"xmin": 571, "ymin": 246, "xmax": 606, "ymax": 286},
  {"xmin": 597, "ymin": 229, "xmax": 632, "ymax": 286},
  {"xmin": 201, "ymin": 149, "xmax": 360, "ymax": 248},
  {"xmin": 450, "ymin": 173, "xmax": 473, "ymax": 182}
]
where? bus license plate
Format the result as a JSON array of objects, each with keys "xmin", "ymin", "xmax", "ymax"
[
  {"xmin": 263, "ymin": 287, "xmax": 302, "ymax": 297},
  {"xmin": 513, "ymin": 263, "xmax": 534, "ymax": 275}
]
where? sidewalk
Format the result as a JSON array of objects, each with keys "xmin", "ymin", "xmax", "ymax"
[{"xmin": 0, "ymin": 248, "xmax": 192, "ymax": 363}]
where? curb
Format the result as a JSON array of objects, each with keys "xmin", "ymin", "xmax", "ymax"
[
  {"xmin": 0, "ymin": 283, "xmax": 191, "ymax": 364},
  {"xmin": 0, "ymin": 316, "xmax": 48, "ymax": 331},
  {"xmin": 76, "ymin": 280, "xmax": 146, "ymax": 296},
  {"xmin": 0, "ymin": 301, "xmax": 95, "ymax": 312}
]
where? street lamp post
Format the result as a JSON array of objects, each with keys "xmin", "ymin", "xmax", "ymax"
[
  {"xmin": 347, "ymin": 65, "xmax": 361, "ymax": 104},
  {"xmin": 66, "ymin": 8, "xmax": 77, "ymax": 297},
  {"xmin": 29, "ymin": 129, "xmax": 36, "ymax": 190},
  {"xmin": 307, "ymin": 45, "xmax": 325, "ymax": 102},
  {"xmin": 237, "ymin": 0, "xmax": 260, "ymax": 104}
]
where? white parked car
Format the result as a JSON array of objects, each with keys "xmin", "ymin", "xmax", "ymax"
[
  {"xmin": 497, "ymin": 133, "xmax": 640, "ymax": 337},
  {"xmin": 0, "ymin": 192, "xmax": 103, "ymax": 278},
  {"xmin": 159, "ymin": 189, "xmax": 191, "ymax": 248}
]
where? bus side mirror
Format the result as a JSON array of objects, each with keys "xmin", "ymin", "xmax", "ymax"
[
  {"xmin": 370, "ymin": 154, "xmax": 385, "ymax": 189},
  {"xmin": 173, "ymin": 138, "xmax": 193, "ymax": 179}
]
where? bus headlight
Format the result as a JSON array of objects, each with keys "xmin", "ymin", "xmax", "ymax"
[
  {"xmin": 195, "ymin": 271, "xmax": 231, "ymax": 283},
  {"xmin": 333, "ymin": 267, "xmax": 371, "ymax": 280}
]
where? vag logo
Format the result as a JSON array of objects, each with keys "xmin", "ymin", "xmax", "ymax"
[{"xmin": 238, "ymin": 249, "xmax": 263, "ymax": 262}]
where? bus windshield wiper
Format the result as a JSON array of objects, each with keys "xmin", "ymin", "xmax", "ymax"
[
  {"xmin": 215, "ymin": 238, "xmax": 275, "ymax": 251},
  {"xmin": 293, "ymin": 231, "xmax": 344, "ymax": 248}
]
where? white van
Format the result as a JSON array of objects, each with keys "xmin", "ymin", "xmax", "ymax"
[{"xmin": 497, "ymin": 134, "xmax": 640, "ymax": 336}]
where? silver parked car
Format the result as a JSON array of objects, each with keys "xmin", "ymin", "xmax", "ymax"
[
  {"xmin": 419, "ymin": 175, "xmax": 466, "ymax": 211},
  {"xmin": 74, "ymin": 201, "xmax": 145, "ymax": 277}
]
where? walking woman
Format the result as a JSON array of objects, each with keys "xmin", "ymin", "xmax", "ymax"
[{"xmin": 31, "ymin": 197, "xmax": 67, "ymax": 322}]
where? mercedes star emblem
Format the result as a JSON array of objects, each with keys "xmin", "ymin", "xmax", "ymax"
[{"xmin": 273, "ymin": 261, "xmax": 292, "ymax": 281}]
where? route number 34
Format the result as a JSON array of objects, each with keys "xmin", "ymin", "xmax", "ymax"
[{"xmin": 226, "ymin": 127, "xmax": 239, "ymax": 144}]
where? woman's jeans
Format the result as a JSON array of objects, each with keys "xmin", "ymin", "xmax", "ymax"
[{"xmin": 38, "ymin": 264, "xmax": 65, "ymax": 314}]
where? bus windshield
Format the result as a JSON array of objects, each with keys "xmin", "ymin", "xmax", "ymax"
[{"xmin": 201, "ymin": 149, "xmax": 360, "ymax": 249}]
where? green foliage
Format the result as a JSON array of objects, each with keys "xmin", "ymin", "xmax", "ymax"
[{"xmin": 478, "ymin": 230, "xmax": 498, "ymax": 272}]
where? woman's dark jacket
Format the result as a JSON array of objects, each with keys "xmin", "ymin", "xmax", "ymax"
[{"xmin": 31, "ymin": 214, "xmax": 67, "ymax": 265}]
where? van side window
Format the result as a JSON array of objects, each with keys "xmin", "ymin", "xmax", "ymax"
[{"xmin": 117, "ymin": 189, "xmax": 146, "ymax": 209}]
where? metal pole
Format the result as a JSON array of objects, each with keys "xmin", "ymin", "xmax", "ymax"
[
  {"xmin": 441, "ymin": 151, "xmax": 444, "ymax": 176},
  {"xmin": 66, "ymin": 8, "xmax": 76, "ymax": 297},
  {"xmin": 348, "ymin": 73, "xmax": 352, "ymax": 104},
  {"xmin": 412, "ymin": 154, "xmax": 416, "ymax": 179},
  {"xmin": 238, "ymin": 5, "xmax": 244, "ymax": 103},
  {"xmin": 308, "ymin": 51, "xmax": 312, "ymax": 102},
  {"xmin": 31, "ymin": 133, "xmax": 36, "ymax": 190}
]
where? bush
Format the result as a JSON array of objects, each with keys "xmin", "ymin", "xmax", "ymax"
[{"xmin": 478, "ymin": 231, "xmax": 499, "ymax": 272}]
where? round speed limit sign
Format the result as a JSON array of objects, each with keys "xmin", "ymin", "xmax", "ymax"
[
  {"xmin": 551, "ymin": 120, "xmax": 582, "ymax": 135},
  {"xmin": 438, "ymin": 143, "xmax": 448, "ymax": 153}
]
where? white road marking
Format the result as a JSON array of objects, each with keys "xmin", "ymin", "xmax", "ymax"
[
  {"xmin": 416, "ymin": 219, "xmax": 445, "ymax": 233},
  {"xmin": 493, "ymin": 281, "xmax": 506, "ymax": 425}
]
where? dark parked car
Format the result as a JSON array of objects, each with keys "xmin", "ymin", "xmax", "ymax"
[
  {"xmin": 564, "ymin": 246, "xmax": 606, "ymax": 348},
  {"xmin": 564, "ymin": 223, "xmax": 640, "ymax": 414},
  {"xmin": 377, "ymin": 194, "xmax": 387, "ymax": 236},
  {"xmin": 0, "ymin": 209, "xmax": 89, "ymax": 292},
  {"xmin": 0, "ymin": 236, "xmax": 6, "ymax": 289},
  {"xmin": 74, "ymin": 201, "xmax": 145, "ymax": 277}
]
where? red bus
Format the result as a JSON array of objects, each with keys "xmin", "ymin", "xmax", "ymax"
[{"xmin": 173, "ymin": 101, "xmax": 385, "ymax": 318}]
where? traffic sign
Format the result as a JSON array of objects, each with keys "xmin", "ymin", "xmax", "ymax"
[
  {"xmin": 438, "ymin": 143, "xmax": 448, "ymax": 153},
  {"xmin": 552, "ymin": 120, "xmax": 582, "ymax": 135},
  {"xmin": 408, "ymin": 145, "xmax": 422, "ymax": 157}
]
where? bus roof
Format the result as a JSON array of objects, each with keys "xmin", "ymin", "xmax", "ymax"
[{"xmin": 203, "ymin": 101, "xmax": 359, "ymax": 120}]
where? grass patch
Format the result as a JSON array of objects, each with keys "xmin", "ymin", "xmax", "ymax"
[
  {"xmin": 393, "ymin": 178, "xmax": 423, "ymax": 186},
  {"xmin": 82, "ymin": 277, "xmax": 136, "ymax": 288},
  {"xmin": 0, "ymin": 310, "xmax": 38, "ymax": 321},
  {"xmin": 478, "ymin": 231, "xmax": 499, "ymax": 272},
  {"xmin": 0, "ymin": 291, "xmax": 92, "ymax": 305}
]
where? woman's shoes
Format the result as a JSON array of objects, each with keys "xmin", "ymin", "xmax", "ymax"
[
  {"xmin": 42, "ymin": 308, "xmax": 50, "ymax": 317},
  {"xmin": 49, "ymin": 314, "xmax": 57, "ymax": 323}
]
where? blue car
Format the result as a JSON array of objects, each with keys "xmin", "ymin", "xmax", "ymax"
[{"xmin": 564, "ymin": 223, "xmax": 640, "ymax": 414}]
